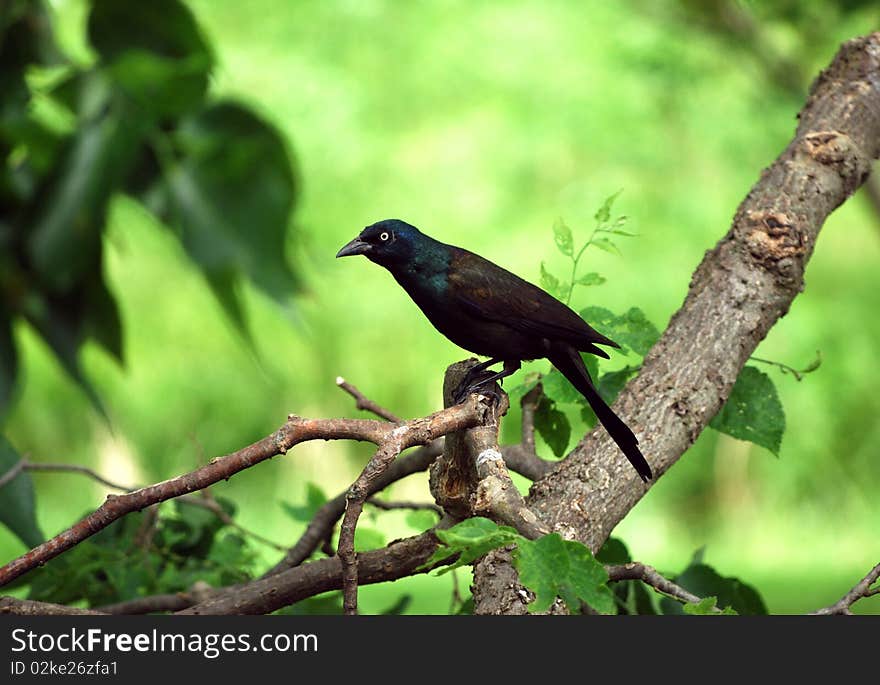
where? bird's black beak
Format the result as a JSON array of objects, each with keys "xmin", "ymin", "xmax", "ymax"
[{"xmin": 336, "ymin": 237, "xmax": 370, "ymax": 258}]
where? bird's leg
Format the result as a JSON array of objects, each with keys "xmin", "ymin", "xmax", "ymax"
[
  {"xmin": 452, "ymin": 359, "xmax": 521, "ymax": 404},
  {"xmin": 451, "ymin": 358, "xmax": 501, "ymax": 404}
]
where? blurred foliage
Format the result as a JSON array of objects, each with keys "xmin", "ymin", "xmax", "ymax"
[
  {"xmin": 0, "ymin": 436, "xmax": 42, "ymax": 548},
  {"xmin": 1, "ymin": 0, "xmax": 878, "ymax": 615},
  {"xmin": 656, "ymin": 0, "xmax": 878, "ymax": 96},
  {"xmin": 21, "ymin": 497, "xmax": 258, "ymax": 608},
  {"xmin": 0, "ymin": 0, "xmax": 299, "ymax": 417}
]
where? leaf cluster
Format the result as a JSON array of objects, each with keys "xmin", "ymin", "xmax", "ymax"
[
  {"xmin": 425, "ymin": 518, "xmax": 768, "ymax": 615},
  {"xmin": 10, "ymin": 497, "xmax": 257, "ymax": 609},
  {"xmin": 0, "ymin": 0, "xmax": 299, "ymax": 417}
]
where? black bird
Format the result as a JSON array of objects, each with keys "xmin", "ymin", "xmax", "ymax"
[{"xmin": 336, "ymin": 219, "xmax": 652, "ymax": 482}]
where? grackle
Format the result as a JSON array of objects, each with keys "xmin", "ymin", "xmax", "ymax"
[{"xmin": 336, "ymin": 219, "xmax": 652, "ymax": 482}]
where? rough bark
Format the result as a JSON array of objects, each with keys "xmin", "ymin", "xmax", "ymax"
[{"xmin": 473, "ymin": 33, "xmax": 880, "ymax": 613}]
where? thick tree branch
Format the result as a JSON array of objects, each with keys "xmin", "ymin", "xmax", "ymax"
[
  {"xmin": 498, "ymin": 444, "xmax": 554, "ymax": 481},
  {"xmin": 0, "ymin": 597, "xmax": 106, "ymax": 616},
  {"xmin": 606, "ymin": 562, "xmax": 708, "ymax": 608},
  {"xmin": 474, "ymin": 447, "xmax": 550, "ymax": 539},
  {"xmin": 810, "ymin": 562, "xmax": 880, "ymax": 615},
  {"xmin": 474, "ymin": 32, "xmax": 880, "ymax": 614},
  {"xmin": 366, "ymin": 498, "xmax": 442, "ymax": 514},
  {"xmin": 493, "ymin": 385, "xmax": 555, "ymax": 482},
  {"xmin": 178, "ymin": 528, "xmax": 447, "ymax": 615}
]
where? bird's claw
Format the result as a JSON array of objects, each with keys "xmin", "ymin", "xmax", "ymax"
[{"xmin": 451, "ymin": 371, "xmax": 503, "ymax": 405}]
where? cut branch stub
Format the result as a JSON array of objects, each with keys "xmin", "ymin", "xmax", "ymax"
[{"xmin": 429, "ymin": 360, "xmax": 509, "ymax": 518}]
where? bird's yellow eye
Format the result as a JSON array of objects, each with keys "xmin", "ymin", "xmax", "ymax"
[{"xmin": 379, "ymin": 231, "xmax": 390, "ymax": 241}]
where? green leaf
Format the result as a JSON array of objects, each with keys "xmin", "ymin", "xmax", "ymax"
[
  {"xmin": 204, "ymin": 269, "xmax": 253, "ymax": 347},
  {"xmin": 540, "ymin": 369, "xmax": 582, "ymax": 404},
  {"xmin": 21, "ymin": 288, "xmax": 109, "ymax": 418},
  {"xmin": 88, "ymin": 0, "xmax": 212, "ymax": 118},
  {"xmin": 590, "ymin": 237, "xmax": 620, "ymax": 254},
  {"xmin": 683, "ymin": 596, "xmax": 736, "ymax": 615},
  {"xmin": 165, "ymin": 101, "xmax": 299, "ymax": 313},
  {"xmin": 0, "ymin": 310, "xmax": 19, "ymax": 416},
  {"xmin": 26, "ymin": 103, "xmax": 145, "ymax": 291},
  {"xmin": 801, "ymin": 350, "xmax": 822, "ymax": 374},
  {"xmin": 505, "ymin": 371, "xmax": 542, "ymax": 402},
  {"xmin": 423, "ymin": 517, "xmax": 519, "ymax": 573},
  {"xmin": 597, "ymin": 365, "xmax": 639, "ymax": 404},
  {"xmin": 539, "ymin": 262, "xmax": 561, "ymax": 299},
  {"xmin": 455, "ymin": 597, "xmax": 475, "ymax": 615},
  {"xmin": 534, "ymin": 395, "xmax": 571, "ymax": 458},
  {"xmin": 208, "ymin": 532, "xmax": 253, "ymax": 569},
  {"xmin": 594, "ymin": 189, "xmax": 622, "ymax": 224},
  {"xmin": 660, "ymin": 562, "xmax": 767, "ymax": 615},
  {"xmin": 628, "ymin": 578, "xmax": 659, "ymax": 615},
  {"xmin": 580, "ymin": 306, "xmax": 659, "ymax": 356},
  {"xmin": 281, "ymin": 483, "xmax": 327, "ymax": 523},
  {"xmin": 83, "ymin": 271, "xmax": 123, "ymax": 363},
  {"xmin": 596, "ymin": 536, "xmax": 631, "ymax": 564},
  {"xmin": 709, "ymin": 366, "xmax": 785, "ymax": 455},
  {"xmin": 380, "ymin": 594, "xmax": 412, "ymax": 615},
  {"xmin": 353, "ymin": 526, "xmax": 385, "ymax": 552},
  {"xmin": 552, "ymin": 218, "xmax": 573, "ymax": 256},
  {"xmin": 0, "ymin": 436, "xmax": 44, "ymax": 549},
  {"xmin": 405, "ymin": 509, "xmax": 439, "ymax": 532},
  {"xmin": 513, "ymin": 533, "xmax": 615, "ymax": 614},
  {"xmin": 574, "ymin": 272, "xmax": 606, "ymax": 287}
]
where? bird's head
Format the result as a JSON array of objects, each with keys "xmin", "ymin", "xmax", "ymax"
[{"xmin": 336, "ymin": 219, "xmax": 423, "ymax": 268}]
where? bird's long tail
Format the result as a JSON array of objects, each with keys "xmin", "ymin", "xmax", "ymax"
[{"xmin": 548, "ymin": 345, "xmax": 653, "ymax": 482}]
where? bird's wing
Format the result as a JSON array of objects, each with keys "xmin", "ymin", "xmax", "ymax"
[{"xmin": 445, "ymin": 249, "xmax": 618, "ymax": 352}]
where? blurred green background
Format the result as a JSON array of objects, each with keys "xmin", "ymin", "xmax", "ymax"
[{"xmin": 2, "ymin": 0, "xmax": 878, "ymax": 613}]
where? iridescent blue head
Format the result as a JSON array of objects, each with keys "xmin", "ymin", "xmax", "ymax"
[{"xmin": 336, "ymin": 219, "xmax": 426, "ymax": 269}]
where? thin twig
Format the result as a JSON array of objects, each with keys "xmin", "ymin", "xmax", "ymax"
[
  {"xmin": 810, "ymin": 562, "xmax": 880, "ymax": 615},
  {"xmin": 132, "ymin": 504, "xmax": 160, "ymax": 551},
  {"xmin": 12, "ymin": 459, "xmax": 287, "ymax": 552},
  {"xmin": 521, "ymin": 384, "xmax": 542, "ymax": 454},
  {"xmin": 366, "ymin": 498, "xmax": 442, "ymax": 515},
  {"xmin": 749, "ymin": 351, "xmax": 821, "ymax": 382},
  {"xmin": 197, "ymin": 490, "xmax": 288, "ymax": 552},
  {"xmin": 0, "ymin": 458, "xmax": 26, "ymax": 490},
  {"xmin": 606, "ymin": 562, "xmax": 712, "ymax": 609},
  {"xmin": 449, "ymin": 568, "xmax": 463, "ymax": 614},
  {"xmin": 24, "ymin": 462, "xmax": 133, "ymax": 491},
  {"xmin": 336, "ymin": 377, "xmax": 401, "ymax": 422},
  {"xmin": 499, "ymin": 444, "xmax": 554, "ymax": 481}
]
